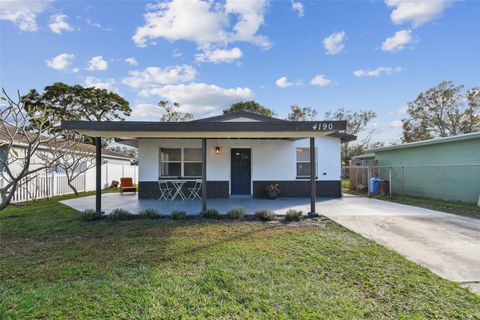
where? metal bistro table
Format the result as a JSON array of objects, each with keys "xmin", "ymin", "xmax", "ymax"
[{"xmin": 165, "ymin": 179, "xmax": 195, "ymax": 200}]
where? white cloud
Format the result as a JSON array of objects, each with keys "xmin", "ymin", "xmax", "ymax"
[
  {"xmin": 125, "ymin": 57, "xmax": 138, "ymax": 66},
  {"xmin": 322, "ymin": 31, "xmax": 346, "ymax": 55},
  {"xmin": 131, "ymin": 103, "xmax": 161, "ymax": 118},
  {"xmin": 386, "ymin": 0, "xmax": 452, "ymax": 27},
  {"xmin": 381, "ymin": 29, "xmax": 413, "ymax": 52},
  {"xmin": 45, "ymin": 53, "xmax": 75, "ymax": 71},
  {"xmin": 122, "ymin": 65, "xmax": 197, "ymax": 89},
  {"xmin": 0, "ymin": 0, "xmax": 50, "ymax": 32},
  {"xmin": 310, "ymin": 74, "xmax": 332, "ymax": 87},
  {"xmin": 195, "ymin": 47, "xmax": 242, "ymax": 63},
  {"xmin": 48, "ymin": 14, "xmax": 74, "ymax": 34},
  {"xmin": 389, "ymin": 120, "xmax": 403, "ymax": 128},
  {"xmin": 275, "ymin": 76, "xmax": 301, "ymax": 88},
  {"xmin": 85, "ymin": 17, "xmax": 112, "ymax": 31},
  {"xmin": 84, "ymin": 76, "xmax": 118, "ymax": 92},
  {"xmin": 389, "ymin": 105, "xmax": 409, "ymax": 115},
  {"xmin": 224, "ymin": 0, "xmax": 270, "ymax": 48},
  {"xmin": 291, "ymin": 1, "xmax": 304, "ymax": 17},
  {"xmin": 353, "ymin": 66, "xmax": 402, "ymax": 77},
  {"xmin": 172, "ymin": 48, "xmax": 182, "ymax": 58},
  {"xmin": 87, "ymin": 56, "xmax": 108, "ymax": 71},
  {"xmin": 132, "ymin": 0, "xmax": 270, "ymax": 52},
  {"xmin": 142, "ymin": 82, "xmax": 254, "ymax": 114}
]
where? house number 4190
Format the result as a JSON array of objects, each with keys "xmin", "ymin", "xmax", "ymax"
[{"xmin": 312, "ymin": 123, "xmax": 334, "ymax": 130}]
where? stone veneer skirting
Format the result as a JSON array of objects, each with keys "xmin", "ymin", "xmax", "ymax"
[
  {"xmin": 138, "ymin": 181, "xmax": 229, "ymax": 199},
  {"xmin": 252, "ymin": 180, "xmax": 341, "ymax": 198},
  {"xmin": 139, "ymin": 180, "xmax": 340, "ymax": 199}
]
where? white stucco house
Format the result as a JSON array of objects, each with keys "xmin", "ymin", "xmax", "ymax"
[{"xmin": 62, "ymin": 111, "xmax": 354, "ymax": 214}]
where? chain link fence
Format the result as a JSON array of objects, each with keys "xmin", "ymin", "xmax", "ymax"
[{"xmin": 343, "ymin": 164, "xmax": 480, "ymax": 203}]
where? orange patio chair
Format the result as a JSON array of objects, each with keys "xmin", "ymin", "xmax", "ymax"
[{"xmin": 120, "ymin": 177, "xmax": 137, "ymax": 195}]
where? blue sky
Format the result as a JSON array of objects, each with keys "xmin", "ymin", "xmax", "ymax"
[{"xmin": 1, "ymin": 0, "xmax": 479, "ymax": 143}]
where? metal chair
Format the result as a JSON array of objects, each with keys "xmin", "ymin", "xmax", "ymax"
[
  {"xmin": 158, "ymin": 180, "xmax": 173, "ymax": 200},
  {"xmin": 187, "ymin": 179, "xmax": 202, "ymax": 200}
]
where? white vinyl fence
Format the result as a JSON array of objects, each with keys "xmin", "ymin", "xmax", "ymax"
[{"xmin": 1, "ymin": 163, "xmax": 138, "ymax": 203}]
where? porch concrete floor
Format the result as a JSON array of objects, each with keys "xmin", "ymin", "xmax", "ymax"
[{"xmin": 61, "ymin": 192, "xmax": 321, "ymax": 215}]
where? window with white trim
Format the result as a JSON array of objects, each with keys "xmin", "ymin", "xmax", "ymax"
[
  {"xmin": 160, "ymin": 148, "xmax": 202, "ymax": 178},
  {"xmin": 296, "ymin": 147, "xmax": 315, "ymax": 178}
]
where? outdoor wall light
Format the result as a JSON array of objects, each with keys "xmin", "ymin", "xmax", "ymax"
[{"xmin": 215, "ymin": 146, "xmax": 221, "ymax": 155}]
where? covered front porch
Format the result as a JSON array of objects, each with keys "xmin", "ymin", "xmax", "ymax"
[
  {"xmin": 61, "ymin": 192, "xmax": 333, "ymax": 216},
  {"xmin": 61, "ymin": 111, "xmax": 350, "ymax": 215}
]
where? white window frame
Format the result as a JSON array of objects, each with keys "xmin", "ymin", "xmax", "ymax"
[
  {"xmin": 296, "ymin": 147, "xmax": 316, "ymax": 179},
  {"xmin": 159, "ymin": 147, "xmax": 202, "ymax": 178}
]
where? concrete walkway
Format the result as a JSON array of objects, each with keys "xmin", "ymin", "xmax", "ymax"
[{"xmin": 318, "ymin": 194, "xmax": 480, "ymax": 294}]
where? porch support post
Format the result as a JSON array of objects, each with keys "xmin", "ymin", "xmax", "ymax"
[
  {"xmin": 309, "ymin": 137, "xmax": 316, "ymax": 215},
  {"xmin": 201, "ymin": 138, "xmax": 207, "ymax": 212},
  {"xmin": 95, "ymin": 137, "xmax": 102, "ymax": 214}
]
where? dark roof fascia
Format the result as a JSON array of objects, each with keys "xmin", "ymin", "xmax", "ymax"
[
  {"xmin": 62, "ymin": 120, "xmax": 347, "ymax": 132},
  {"xmin": 328, "ymin": 132, "xmax": 357, "ymax": 142},
  {"xmin": 190, "ymin": 111, "xmax": 288, "ymax": 123}
]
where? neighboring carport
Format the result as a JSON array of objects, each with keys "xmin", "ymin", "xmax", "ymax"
[{"xmin": 319, "ymin": 194, "xmax": 480, "ymax": 294}]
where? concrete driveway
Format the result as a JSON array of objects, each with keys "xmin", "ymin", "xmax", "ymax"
[{"xmin": 318, "ymin": 194, "xmax": 480, "ymax": 294}]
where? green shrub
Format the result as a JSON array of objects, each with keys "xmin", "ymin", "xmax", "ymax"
[
  {"xmin": 170, "ymin": 210, "xmax": 187, "ymax": 220},
  {"xmin": 138, "ymin": 208, "xmax": 161, "ymax": 219},
  {"xmin": 227, "ymin": 208, "xmax": 245, "ymax": 220},
  {"xmin": 285, "ymin": 209, "xmax": 303, "ymax": 221},
  {"xmin": 108, "ymin": 208, "xmax": 134, "ymax": 221},
  {"xmin": 201, "ymin": 208, "xmax": 220, "ymax": 219},
  {"xmin": 80, "ymin": 209, "xmax": 102, "ymax": 221},
  {"xmin": 254, "ymin": 209, "xmax": 274, "ymax": 221}
]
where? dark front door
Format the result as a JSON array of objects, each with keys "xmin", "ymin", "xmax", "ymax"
[{"xmin": 231, "ymin": 148, "xmax": 251, "ymax": 195}]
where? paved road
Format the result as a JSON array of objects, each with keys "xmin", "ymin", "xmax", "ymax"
[{"xmin": 318, "ymin": 194, "xmax": 480, "ymax": 294}]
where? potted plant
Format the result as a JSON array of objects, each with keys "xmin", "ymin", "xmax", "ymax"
[{"xmin": 265, "ymin": 184, "xmax": 280, "ymax": 199}]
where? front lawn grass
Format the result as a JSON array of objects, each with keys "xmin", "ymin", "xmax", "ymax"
[{"xmin": 1, "ymin": 195, "xmax": 479, "ymax": 319}]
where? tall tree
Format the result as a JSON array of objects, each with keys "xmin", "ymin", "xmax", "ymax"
[
  {"xmin": 324, "ymin": 108, "xmax": 377, "ymax": 164},
  {"xmin": 22, "ymin": 82, "xmax": 131, "ymax": 124},
  {"xmin": 158, "ymin": 100, "xmax": 193, "ymax": 122},
  {"xmin": 223, "ymin": 101, "xmax": 276, "ymax": 117},
  {"xmin": 21, "ymin": 83, "xmax": 131, "ymax": 145},
  {"xmin": 402, "ymin": 81, "xmax": 480, "ymax": 142},
  {"xmin": 286, "ymin": 105, "xmax": 318, "ymax": 121}
]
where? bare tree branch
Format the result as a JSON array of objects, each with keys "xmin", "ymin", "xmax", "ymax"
[{"xmin": 0, "ymin": 88, "xmax": 80, "ymax": 209}]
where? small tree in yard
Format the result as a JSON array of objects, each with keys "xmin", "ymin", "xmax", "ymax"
[
  {"xmin": 0, "ymin": 89, "xmax": 79, "ymax": 210},
  {"xmin": 49, "ymin": 134, "xmax": 96, "ymax": 195}
]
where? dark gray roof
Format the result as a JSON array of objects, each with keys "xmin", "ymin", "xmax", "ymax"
[
  {"xmin": 62, "ymin": 119, "xmax": 347, "ymax": 132},
  {"xmin": 190, "ymin": 111, "xmax": 288, "ymax": 123}
]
